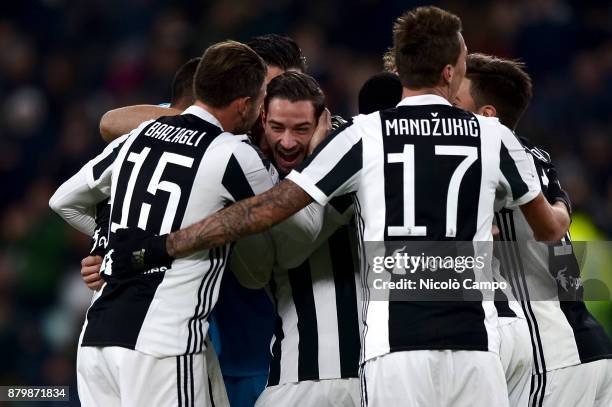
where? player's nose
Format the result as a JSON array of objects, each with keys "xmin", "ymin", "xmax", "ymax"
[{"xmin": 279, "ymin": 133, "xmax": 298, "ymax": 151}]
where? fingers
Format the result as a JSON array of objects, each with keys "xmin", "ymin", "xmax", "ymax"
[
  {"xmin": 308, "ymin": 109, "xmax": 332, "ymax": 155},
  {"xmin": 81, "ymin": 272, "xmax": 102, "ymax": 284},
  {"xmin": 81, "ymin": 255, "xmax": 103, "ymax": 267},
  {"xmin": 492, "ymin": 224, "xmax": 500, "ymax": 237},
  {"xmin": 81, "ymin": 255, "xmax": 103, "ymax": 291}
]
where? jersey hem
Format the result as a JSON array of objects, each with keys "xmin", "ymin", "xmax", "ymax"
[{"xmin": 363, "ymin": 344, "xmax": 494, "ymax": 363}]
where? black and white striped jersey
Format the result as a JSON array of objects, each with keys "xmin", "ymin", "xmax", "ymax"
[
  {"xmin": 267, "ymin": 196, "xmax": 361, "ymax": 387},
  {"xmin": 286, "ymin": 94, "xmax": 541, "ymax": 363},
  {"xmin": 494, "ymin": 140, "xmax": 612, "ymax": 376},
  {"xmin": 53, "ymin": 105, "xmax": 281, "ymax": 358}
]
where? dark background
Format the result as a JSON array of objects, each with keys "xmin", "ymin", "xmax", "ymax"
[{"xmin": 0, "ymin": 0, "xmax": 610, "ymax": 405}]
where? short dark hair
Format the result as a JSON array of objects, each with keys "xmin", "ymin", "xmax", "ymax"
[
  {"xmin": 171, "ymin": 57, "xmax": 200, "ymax": 106},
  {"xmin": 264, "ymin": 71, "xmax": 325, "ymax": 119},
  {"xmin": 247, "ymin": 34, "xmax": 306, "ymax": 72},
  {"xmin": 194, "ymin": 40, "xmax": 266, "ymax": 108},
  {"xmin": 358, "ymin": 72, "xmax": 403, "ymax": 114},
  {"xmin": 393, "ymin": 6, "xmax": 463, "ymax": 89},
  {"xmin": 466, "ymin": 53, "xmax": 533, "ymax": 129}
]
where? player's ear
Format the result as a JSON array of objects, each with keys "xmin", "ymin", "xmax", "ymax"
[
  {"xmin": 234, "ymin": 96, "xmax": 251, "ymax": 117},
  {"xmin": 442, "ymin": 64, "xmax": 454, "ymax": 85},
  {"xmin": 478, "ymin": 105, "xmax": 497, "ymax": 118}
]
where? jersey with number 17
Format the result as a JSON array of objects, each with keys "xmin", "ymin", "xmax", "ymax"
[
  {"xmin": 286, "ymin": 94, "xmax": 541, "ymax": 363},
  {"xmin": 79, "ymin": 105, "xmax": 278, "ymax": 358}
]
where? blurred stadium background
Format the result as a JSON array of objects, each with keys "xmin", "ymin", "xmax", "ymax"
[{"xmin": 0, "ymin": 0, "xmax": 610, "ymax": 404}]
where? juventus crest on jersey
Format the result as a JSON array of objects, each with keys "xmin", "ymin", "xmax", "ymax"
[
  {"xmin": 79, "ymin": 105, "xmax": 278, "ymax": 357},
  {"xmin": 287, "ymin": 94, "xmax": 542, "ymax": 363}
]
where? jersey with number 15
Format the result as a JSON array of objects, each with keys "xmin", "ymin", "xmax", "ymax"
[{"xmin": 78, "ymin": 105, "xmax": 278, "ymax": 358}]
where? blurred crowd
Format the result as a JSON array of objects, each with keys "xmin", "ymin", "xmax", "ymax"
[{"xmin": 0, "ymin": 0, "xmax": 610, "ymax": 403}]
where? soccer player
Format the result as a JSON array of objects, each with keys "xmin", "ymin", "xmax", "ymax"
[
  {"xmin": 49, "ymin": 40, "xmax": 322, "ymax": 406},
  {"xmin": 81, "ymin": 57, "xmax": 201, "ymax": 291},
  {"xmin": 233, "ymin": 72, "xmax": 361, "ymax": 406},
  {"xmin": 455, "ymin": 53, "xmax": 612, "ymax": 407},
  {"xmin": 454, "ymin": 53, "xmax": 537, "ymax": 407},
  {"xmin": 82, "ymin": 34, "xmax": 309, "ymax": 406},
  {"xmin": 106, "ymin": 6, "xmax": 572, "ymax": 406}
]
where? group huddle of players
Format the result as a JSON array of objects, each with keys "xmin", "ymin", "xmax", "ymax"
[{"xmin": 49, "ymin": 5, "xmax": 611, "ymax": 407}]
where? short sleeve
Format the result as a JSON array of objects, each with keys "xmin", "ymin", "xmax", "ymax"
[
  {"xmin": 221, "ymin": 141, "xmax": 276, "ymax": 203},
  {"xmin": 497, "ymin": 126, "xmax": 541, "ymax": 208},
  {"xmin": 286, "ymin": 120, "xmax": 362, "ymax": 205}
]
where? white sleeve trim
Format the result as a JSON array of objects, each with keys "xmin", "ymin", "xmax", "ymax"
[{"xmin": 286, "ymin": 170, "xmax": 329, "ymax": 205}]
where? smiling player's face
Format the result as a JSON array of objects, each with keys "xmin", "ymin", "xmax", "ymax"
[{"xmin": 263, "ymin": 98, "xmax": 316, "ymax": 175}]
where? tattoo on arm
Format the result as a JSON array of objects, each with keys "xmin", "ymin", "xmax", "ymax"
[{"xmin": 166, "ymin": 179, "xmax": 313, "ymax": 257}]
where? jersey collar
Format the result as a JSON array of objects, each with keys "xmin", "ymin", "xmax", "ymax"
[
  {"xmin": 182, "ymin": 105, "xmax": 224, "ymax": 131},
  {"xmin": 396, "ymin": 94, "xmax": 452, "ymax": 107}
]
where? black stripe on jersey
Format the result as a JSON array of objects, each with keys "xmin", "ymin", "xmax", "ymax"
[
  {"xmin": 222, "ymin": 154, "xmax": 257, "ymax": 202},
  {"xmin": 208, "ymin": 376, "xmax": 215, "ymax": 407},
  {"xmin": 497, "ymin": 209, "xmax": 547, "ymax": 407},
  {"xmin": 288, "ymin": 262, "xmax": 320, "ymax": 380},
  {"xmin": 497, "ymin": 211, "xmax": 547, "ymax": 380},
  {"xmin": 499, "ymin": 142, "xmax": 529, "ymax": 200},
  {"xmin": 508, "ymin": 211, "xmax": 547, "ymax": 378},
  {"xmin": 81, "ymin": 270, "xmax": 166, "ymax": 347},
  {"xmin": 559, "ymin": 300, "xmax": 612, "ymax": 363},
  {"xmin": 267, "ymin": 277, "xmax": 284, "ymax": 387},
  {"xmin": 300, "ymin": 118, "xmax": 354, "ymax": 166},
  {"xmin": 183, "ymin": 355, "xmax": 189, "ymax": 407},
  {"xmin": 493, "ymin": 213, "xmax": 518, "ymax": 318},
  {"xmin": 198, "ymin": 247, "xmax": 229, "ymax": 350},
  {"xmin": 314, "ymin": 139, "xmax": 362, "ymax": 198},
  {"xmin": 329, "ymin": 226, "xmax": 360, "ymax": 378},
  {"xmin": 91, "ymin": 138, "xmax": 128, "ymax": 181},
  {"xmin": 353, "ymin": 195, "xmax": 369, "ymax": 364},
  {"xmin": 530, "ymin": 371, "xmax": 546, "ymax": 407},
  {"xmin": 359, "ymin": 365, "xmax": 368, "ymax": 407},
  {"xmin": 189, "ymin": 354, "xmax": 195, "ymax": 407},
  {"xmin": 176, "ymin": 356, "xmax": 182, "ymax": 406},
  {"xmin": 329, "ymin": 194, "xmax": 354, "ymax": 215},
  {"xmin": 186, "ymin": 249, "xmax": 217, "ymax": 354},
  {"xmin": 493, "ymin": 299, "xmax": 516, "ymax": 318}
]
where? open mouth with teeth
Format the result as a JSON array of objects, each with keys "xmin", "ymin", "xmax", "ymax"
[{"xmin": 276, "ymin": 150, "xmax": 303, "ymax": 170}]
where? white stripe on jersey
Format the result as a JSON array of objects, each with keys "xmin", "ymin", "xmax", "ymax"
[
  {"xmin": 287, "ymin": 94, "xmax": 542, "ymax": 364},
  {"xmin": 310, "ymin": 242, "xmax": 342, "ymax": 378}
]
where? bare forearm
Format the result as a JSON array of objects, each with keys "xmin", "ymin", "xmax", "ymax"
[
  {"xmin": 551, "ymin": 201, "xmax": 571, "ymax": 236},
  {"xmin": 100, "ymin": 105, "xmax": 181, "ymax": 142},
  {"xmin": 166, "ymin": 180, "xmax": 312, "ymax": 257},
  {"xmin": 521, "ymin": 193, "xmax": 570, "ymax": 241}
]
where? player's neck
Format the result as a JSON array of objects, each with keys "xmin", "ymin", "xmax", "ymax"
[
  {"xmin": 402, "ymin": 86, "xmax": 452, "ymax": 103},
  {"xmin": 193, "ymin": 100, "xmax": 236, "ymax": 132}
]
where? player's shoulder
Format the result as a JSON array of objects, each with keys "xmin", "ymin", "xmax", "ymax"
[
  {"xmin": 474, "ymin": 114, "xmax": 506, "ymax": 132},
  {"xmin": 219, "ymin": 133, "xmax": 279, "ymax": 178},
  {"xmin": 474, "ymin": 114, "xmax": 520, "ymax": 146}
]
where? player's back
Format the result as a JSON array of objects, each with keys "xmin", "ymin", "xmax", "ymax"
[
  {"xmin": 82, "ymin": 105, "xmax": 272, "ymax": 358},
  {"xmin": 356, "ymin": 96, "xmax": 534, "ymax": 243},
  {"xmin": 493, "ymin": 140, "xmax": 612, "ymax": 374},
  {"xmin": 352, "ymin": 95, "xmax": 540, "ymax": 361}
]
